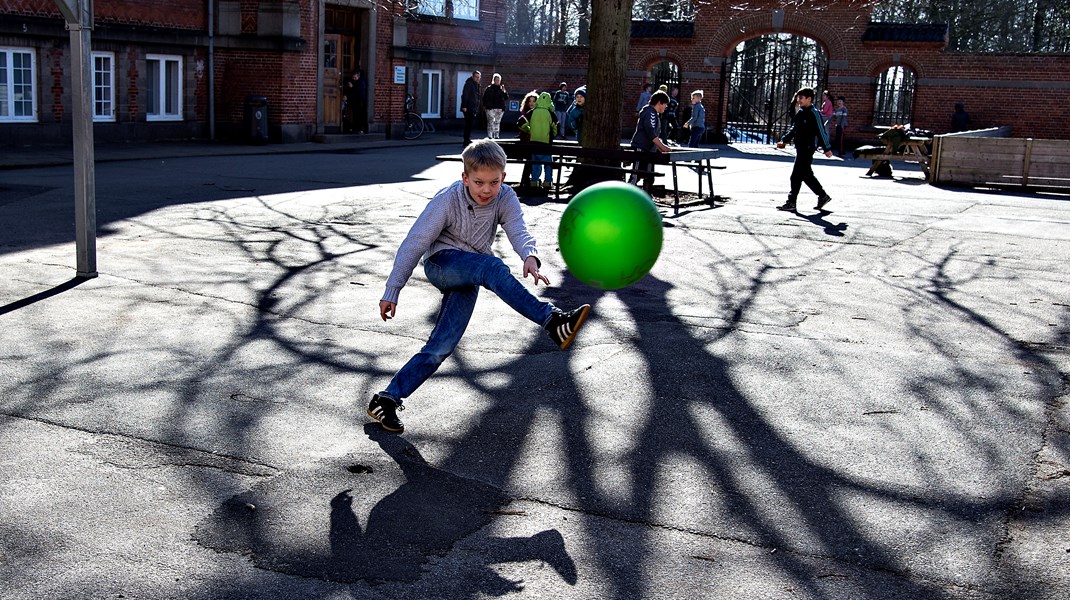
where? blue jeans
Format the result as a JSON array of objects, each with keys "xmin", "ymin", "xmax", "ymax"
[
  {"xmin": 383, "ymin": 249, "xmax": 555, "ymax": 402},
  {"xmin": 688, "ymin": 125, "xmax": 705, "ymax": 148},
  {"xmin": 531, "ymin": 154, "xmax": 552, "ymax": 183}
]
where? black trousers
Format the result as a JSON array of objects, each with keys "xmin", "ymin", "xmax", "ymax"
[
  {"xmin": 463, "ymin": 110, "xmax": 478, "ymax": 145},
  {"xmin": 789, "ymin": 147, "xmax": 827, "ymax": 200}
]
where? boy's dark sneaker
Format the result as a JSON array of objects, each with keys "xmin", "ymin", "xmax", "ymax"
[
  {"xmin": 776, "ymin": 200, "xmax": 797, "ymax": 212},
  {"xmin": 367, "ymin": 393, "xmax": 404, "ymax": 433},
  {"xmin": 545, "ymin": 304, "xmax": 591, "ymax": 350},
  {"xmin": 816, "ymin": 194, "xmax": 832, "ymax": 210}
]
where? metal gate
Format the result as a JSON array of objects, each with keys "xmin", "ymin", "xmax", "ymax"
[
  {"xmin": 651, "ymin": 61, "xmax": 680, "ymax": 95},
  {"xmin": 721, "ymin": 34, "xmax": 827, "ymax": 144}
]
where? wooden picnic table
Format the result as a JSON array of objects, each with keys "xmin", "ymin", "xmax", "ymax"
[
  {"xmin": 458, "ymin": 140, "xmax": 724, "ymax": 215},
  {"xmin": 857, "ymin": 135, "xmax": 932, "ymax": 180}
]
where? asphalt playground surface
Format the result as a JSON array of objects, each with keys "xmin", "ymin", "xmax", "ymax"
[{"xmin": 1, "ymin": 133, "xmax": 1068, "ymax": 599}]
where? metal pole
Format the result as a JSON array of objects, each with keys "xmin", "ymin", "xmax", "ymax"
[
  {"xmin": 57, "ymin": 0, "xmax": 97, "ymax": 278},
  {"xmin": 69, "ymin": 11, "xmax": 97, "ymax": 277},
  {"xmin": 208, "ymin": 0, "xmax": 215, "ymax": 140}
]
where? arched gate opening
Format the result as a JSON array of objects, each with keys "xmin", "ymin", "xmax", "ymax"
[{"xmin": 720, "ymin": 34, "xmax": 828, "ymax": 143}]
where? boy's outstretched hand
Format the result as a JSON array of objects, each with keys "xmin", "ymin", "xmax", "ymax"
[
  {"xmin": 380, "ymin": 300, "xmax": 396, "ymax": 321},
  {"xmin": 523, "ymin": 255, "xmax": 550, "ymax": 286}
]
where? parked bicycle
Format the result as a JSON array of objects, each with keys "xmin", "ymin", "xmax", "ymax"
[{"xmin": 403, "ymin": 94, "xmax": 425, "ymax": 140}]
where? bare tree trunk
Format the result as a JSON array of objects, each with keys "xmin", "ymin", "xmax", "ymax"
[
  {"xmin": 583, "ymin": 0, "xmax": 633, "ymax": 150},
  {"xmin": 564, "ymin": 0, "xmax": 633, "ymax": 192}
]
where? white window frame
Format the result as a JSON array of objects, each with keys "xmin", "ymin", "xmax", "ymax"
[
  {"xmin": 455, "ymin": 71, "xmax": 471, "ymax": 119},
  {"xmin": 413, "ymin": 0, "xmax": 479, "ymax": 21},
  {"xmin": 0, "ymin": 47, "xmax": 38, "ymax": 123},
  {"xmin": 92, "ymin": 51, "xmax": 115, "ymax": 122},
  {"xmin": 419, "ymin": 69, "xmax": 442, "ymax": 118},
  {"xmin": 452, "ymin": 0, "xmax": 479, "ymax": 20},
  {"xmin": 146, "ymin": 54, "xmax": 182, "ymax": 122}
]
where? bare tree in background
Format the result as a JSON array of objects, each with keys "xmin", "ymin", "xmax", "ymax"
[
  {"xmin": 503, "ymin": 0, "xmax": 696, "ymax": 45},
  {"xmin": 871, "ymin": 0, "xmax": 1070, "ymax": 52}
]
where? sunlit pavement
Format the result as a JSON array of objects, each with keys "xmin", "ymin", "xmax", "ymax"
[{"xmin": 1, "ymin": 136, "xmax": 1068, "ymax": 599}]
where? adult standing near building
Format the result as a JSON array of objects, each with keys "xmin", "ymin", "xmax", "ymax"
[
  {"xmin": 482, "ymin": 73, "xmax": 509, "ymax": 139},
  {"xmin": 343, "ymin": 69, "xmax": 367, "ymax": 134},
  {"xmin": 461, "ymin": 70, "xmax": 482, "ymax": 147},
  {"xmin": 552, "ymin": 83, "xmax": 571, "ymax": 139},
  {"xmin": 951, "ymin": 102, "xmax": 972, "ymax": 133}
]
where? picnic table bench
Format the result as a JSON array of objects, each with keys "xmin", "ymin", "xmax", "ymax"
[
  {"xmin": 854, "ymin": 128, "xmax": 932, "ymax": 180},
  {"xmin": 438, "ymin": 140, "xmax": 724, "ymax": 215}
]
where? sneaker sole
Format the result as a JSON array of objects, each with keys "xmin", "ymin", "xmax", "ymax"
[
  {"xmin": 557, "ymin": 304, "xmax": 591, "ymax": 350},
  {"xmin": 367, "ymin": 407, "xmax": 404, "ymax": 433}
]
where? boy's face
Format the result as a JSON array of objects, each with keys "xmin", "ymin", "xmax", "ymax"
[
  {"xmin": 835, "ymin": 99, "xmax": 844, "ymax": 108},
  {"xmin": 797, "ymin": 95, "xmax": 813, "ymax": 108},
  {"xmin": 462, "ymin": 166, "xmax": 505, "ymax": 206},
  {"xmin": 575, "ymin": 95, "xmax": 585, "ymax": 106},
  {"xmin": 691, "ymin": 95, "xmax": 700, "ymax": 104},
  {"xmin": 653, "ymin": 102, "xmax": 667, "ymax": 113}
]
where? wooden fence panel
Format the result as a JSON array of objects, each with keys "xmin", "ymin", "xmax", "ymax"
[{"xmin": 931, "ymin": 132, "xmax": 1070, "ymax": 190}]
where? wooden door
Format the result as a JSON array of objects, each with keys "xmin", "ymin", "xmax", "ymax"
[{"xmin": 323, "ymin": 34, "xmax": 342, "ymax": 131}]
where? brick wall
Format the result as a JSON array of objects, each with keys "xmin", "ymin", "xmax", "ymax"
[
  {"xmin": 8, "ymin": 0, "xmax": 203, "ymax": 29},
  {"xmin": 4, "ymin": 0, "xmax": 1067, "ymax": 144}
]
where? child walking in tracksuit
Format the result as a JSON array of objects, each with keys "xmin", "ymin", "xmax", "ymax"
[
  {"xmin": 368, "ymin": 139, "xmax": 590, "ymax": 433},
  {"xmin": 776, "ymin": 87, "xmax": 834, "ymax": 212}
]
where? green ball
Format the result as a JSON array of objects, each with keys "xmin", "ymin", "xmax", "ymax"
[{"xmin": 558, "ymin": 181, "xmax": 663, "ymax": 290}]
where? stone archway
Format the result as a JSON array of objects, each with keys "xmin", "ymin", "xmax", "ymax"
[{"xmin": 706, "ymin": 9, "xmax": 847, "ymax": 139}]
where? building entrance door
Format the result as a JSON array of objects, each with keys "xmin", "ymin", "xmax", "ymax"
[
  {"xmin": 323, "ymin": 33, "xmax": 342, "ymax": 132},
  {"xmin": 323, "ymin": 6, "xmax": 363, "ymax": 134}
]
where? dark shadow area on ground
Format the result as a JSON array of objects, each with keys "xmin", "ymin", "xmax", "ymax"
[
  {"xmin": 0, "ymin": 276, "xmax": 87, "ymax": 316},
  {"xmin": 0, "ymin": 146, "xmax": 445, "ymax": 257},
  {"xmin": 191, "ymin": 424, "xmax": 576, "ymax": 594}
]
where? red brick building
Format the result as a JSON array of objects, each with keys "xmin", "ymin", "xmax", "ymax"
[{"xmin": 1, "ymin": 0, "xmax": 1067, "ymax": 147}]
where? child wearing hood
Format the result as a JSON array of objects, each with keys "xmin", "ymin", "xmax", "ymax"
[
  {"xmin": 566, "ymin": 86, "xmax": 586, "ymax": 142},
  {"xmin": 518, "ymin": 92, "xmax": 559, "ymax": 189}
]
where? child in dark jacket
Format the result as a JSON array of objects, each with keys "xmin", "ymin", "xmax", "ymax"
[{"xmin": 776, "ymin": 87, "xmax": 833, "ymax": 212}]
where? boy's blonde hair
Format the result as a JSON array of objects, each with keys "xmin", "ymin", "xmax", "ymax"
[{"xmin": 461, "ymin": 139, "xmax": 508, "ymax": 173}]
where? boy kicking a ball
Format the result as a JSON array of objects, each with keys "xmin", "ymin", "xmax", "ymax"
[{"xmin": 369, "ymin": 139, "xmax": 591, "ymax": 433}]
